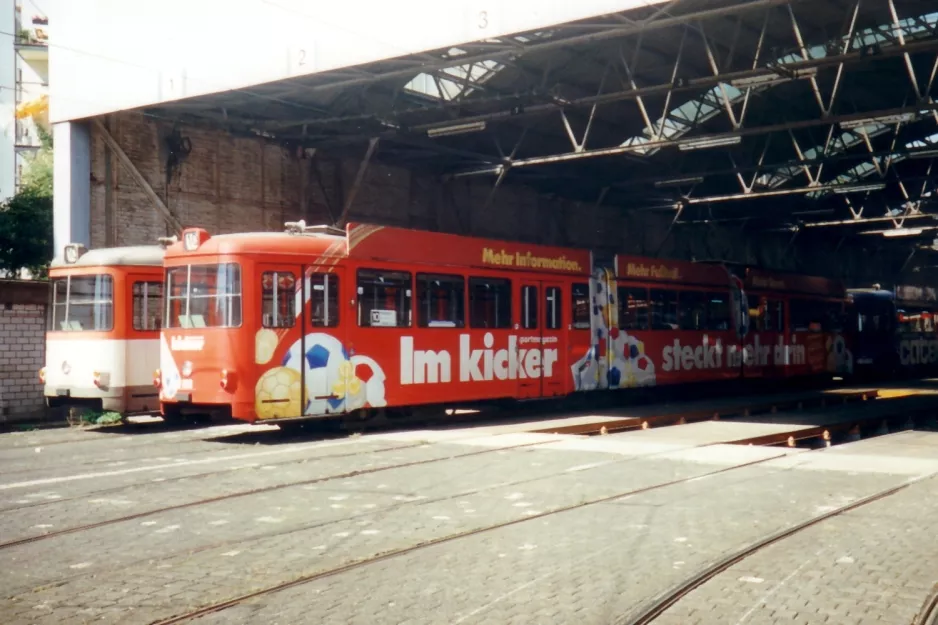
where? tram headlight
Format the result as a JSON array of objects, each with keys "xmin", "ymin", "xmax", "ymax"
[
  {"xmin": 153, "ymin": 369, "xmax": 162, "ymax": 388},
  {"xmin": 219, "ymin": 369, "xmax": 236, "ymax": 391},
  {"xmin": 38, "ymin": 367, "xmax": 45, "ymax": 384}
]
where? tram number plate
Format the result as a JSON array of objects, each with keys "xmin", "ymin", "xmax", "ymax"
[
  {"xmin": 370, "ymin": 309, "xmax": 397, "ymax": 327},
  {"xmin": 55, "ymin": 388, "xmax": 70, "ymax": 397},
  {"xmin": 175, "ymin": 393, "xmax": 192, "ymax": 403}
]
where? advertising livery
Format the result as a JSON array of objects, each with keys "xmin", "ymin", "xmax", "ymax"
[
  {"xmin": 158, "ymin": 222, "xmax": 852, "ymax": 424},
  {"xmin": 847, "ymin": 285, "xmax": 938, "ymax": 377}
]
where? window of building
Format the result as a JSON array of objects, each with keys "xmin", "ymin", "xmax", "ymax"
[
  {"xmin": 309, "ymin": 272, "xmax": 340, "ymax": 327},
  {"xmin": 618, "ymin": 286, "xmax": 649, "ymax": 330},
  {"xmin": 261, "ymin": 272, "xmax": 297, "ymax": 328},
  {"xmin": 521, "ymin": 285, "xmax": 538, "ymax": 329},
  {"xmin": 132, "ymin": 281, "xmax": 163, "ymax": 331},
  {"xmin": 650, "ymin": 289, "xmax": 678, "ymax": 329},
  {"xmin": 545, "ymin": 286, "xmax": 562, "ymax": 330},
  {"xmin": 572, "ymin": 282, "xmax": 590, "ymax": 329},
  {"xmin": 417, "ymin": 273, "xmax": 464, "ymax": 327},
  {"xmin": 469, "ymin": 277, "xmax": 511, "ymax": 329},
  {"xmin": 358, "ymin": 269, "xmax": 412, "ymax": 327}
]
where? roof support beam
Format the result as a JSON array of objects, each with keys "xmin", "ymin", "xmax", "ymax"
[
  {"xmin": 91, "ymin": 118, "xmax": 183, "ymax": 233},
  {"xmin": 408, "ymin": 38, "xmax": 938, "ymax": 135},
  {"xmin": 683, "ymin": 182, "xmax": 889, "ymax": 205},
  {"xmin": 337, "ymin": 137, "xmax": 379, "ymax": 226},
  {"xmin": 452, "ymin": 102, "xmax": 938, "ymax": 175}
]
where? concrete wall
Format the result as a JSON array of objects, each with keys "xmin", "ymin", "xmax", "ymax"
[
  {"xmin": 0, "ymin": 280, "xmax": 47, "ymax": 421},
  {"xmin": 49, "ymin": 0, "xmax": 666, "ymax": 123},
  {"xmin": 86, "ymin": 111, "xmax": 913, "ymax": 285}
]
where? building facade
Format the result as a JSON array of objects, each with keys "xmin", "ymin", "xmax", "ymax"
[{"xmin": 1, "ymin": 0, "xmax": 48, "ymax": 202}]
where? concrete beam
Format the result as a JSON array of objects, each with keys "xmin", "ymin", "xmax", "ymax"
[{"xmin": 52, "ymin": 121, "xmax": 91, "ymax": 253}]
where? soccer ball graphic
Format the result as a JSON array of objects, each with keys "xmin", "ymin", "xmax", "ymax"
[
  {"xmin": 269, "ymin": 333, "xmax": 389, "ymax": 417},
  {"xmin": 350, "ymin": 355, "xmax": 387, "ymax": 408},
  {"xmin": 281, "ymin": 333, "xmax": 348, "ymax": 416},
  {"xmin": 255, "ymin": 328, "xmax": 279, "ymax": 365},
  {"xmin": 254, "ymin": 366, "xmax": 303, "ymax": 419}
]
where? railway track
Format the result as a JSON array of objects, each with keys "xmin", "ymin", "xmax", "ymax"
[
  {"xmin": 915, "ymin": 585, "xmax": 938, "ymax": 625},
  {"xmin": 618, "ymin": 470, "xmax": 938, "ymax": 625},
  {"xmin": 148, "ymin": 452, "xmax": 789, "ymax": 625},
  {"xmin": 2, "ymin": 387, "xmax": 931, "ymax": 544},
  {"xmin": 0, "ymin": 437, "xmax": 558, "ymax": 550},
  {"xmin": 2, "ymin": 392, "xmax": 933, "ymax": 623},
  {"xmin": 134, "ymin": 398, "xmax": 936, "ymax": 624}
]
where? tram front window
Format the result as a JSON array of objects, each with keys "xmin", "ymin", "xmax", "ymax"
[
  {"xmin": 165, "ymin": 263, "xmax": 242, "ymax": 328},
  {"xmin": 50, "ymin": 274, "xmax": 114, "ymax": 332}
]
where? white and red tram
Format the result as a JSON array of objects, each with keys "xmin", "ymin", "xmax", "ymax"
[
  {"xmin": 41, "ymin": 243, "xmax": 165, "ymax": 417},
  {"xmin": 157, "ymin": 222, "xmax": 853, "ymax": 425}
]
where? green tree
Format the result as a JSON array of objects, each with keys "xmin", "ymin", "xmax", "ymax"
[
  {"xmin": 0, "ymin": 127, "xmax": 54, "ymax": 277},
  {"xmin": 20, "ymin": 125, "xmax": 54, "ymax": 197}
]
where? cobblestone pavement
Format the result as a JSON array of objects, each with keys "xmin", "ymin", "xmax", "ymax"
[
  {"xmin": 639, "ymin": 433, "xmax": 938, "ymax": 625},
  {"xmin": 1, "ymin": 417, "xmax": 936, "ymax": 625}
]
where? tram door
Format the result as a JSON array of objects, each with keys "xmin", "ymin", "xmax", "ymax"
[
  {"xmin": 300, "ymin": 266, "xmax": 346, "ymax": 417},
  {"xmin": 258, "ymin": 264, "xmax": 304, "ymax": 419},
  {"xmin": 517, "ymin": 282, "xmax": 565, "ymax": 399}
]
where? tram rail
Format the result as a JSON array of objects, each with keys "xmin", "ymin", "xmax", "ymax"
[{"xmin": 619, "ymin": 469, "xmax": 938, "ymax": 625}]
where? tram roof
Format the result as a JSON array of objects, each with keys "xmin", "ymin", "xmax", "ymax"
[
  {"xmin": 50, "ymin": 245, "xmax": 166, "ymax": 269},
  {"xmin": 165, "ymin": 223, "xmax": 593, "ymax": 276}
]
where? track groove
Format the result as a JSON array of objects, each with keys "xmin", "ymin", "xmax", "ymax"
[
  {"xmin": 148, "ymin": 453, "xmax": 789, "ymax": 625},
  {"xmin": 0, "ymin": 438, "xmax": 556, "ymax": 550},
  {"xmin": 618, "ymin": 470, "xmax": 938, "ymax": 625}
]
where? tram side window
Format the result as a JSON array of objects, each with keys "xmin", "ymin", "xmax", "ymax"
[
  {"xmin": 650, "ymin": 289, "xmax": 678, "ymax": 330},
  {"xmin": 132, "ymin": 281, "xmax": 163, "ymax": 331},
  {"xmin": 747, "ymin": 295, "xmax": 763, "ymax": 331},
  {"xmin": 678, "ymin": 290, "xmax": 707, "ymax": 331},
  {"xmin": 165, "ymin": 264, "xmax": 242, "ymax": 328},
  {"xmin": 358, "ymin": 269, "xmax": 412, "ymax": 328},
  {"xmin": 824, "ymin": 302, "xmax": 845, "ymax": 332},
  {"xmin": 51, "ymin": 275, "xmax": 114, "ymax": 331},
  {"xmin": 545, "ymin": 287, "xmax": 562, "ymax": 330},
  {"xmin": 897, "ymin": 307, "xmax": 934, "ymax": 333},
  {"xmin": 469, "ymin": 277, "xmax": 512, "ymax": 329},
  {"xmin": 618, "ymin": 287, "xmax": 649, "ymax": 330},
  {"xmin": 417, "ymin": 273, "xmax": 464, "ymax": 328},
  {"xmin": 790, "ymin": 298, "xmax": 823, "ymax": 332},
  {"xmin": 571, "ymin": 283, "xmax": 590, "ymax": 329},
  {"xmin": 309, "ymin": 273, "xmax": 339, "ymax": 327},
  {"xmin": 748, "ymin": 295, "xmax": 784, "ymax": 332},
  {"xmin": 521, "ymin": 285, "xmax": 538, "ymax": 329},
  {"xmin": 859, "ymin": 312, "xmax": 884, "ymax": 333},
  {"xmin": 707, "ymin": 291, "xmax": 731, "ymax": 331},
  {"xmin": 261, "ymin": 272, "xmax": 296, "ymax": 329}
]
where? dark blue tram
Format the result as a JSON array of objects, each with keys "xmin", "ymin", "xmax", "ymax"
[{"xmin": 847, "ymin": 285, "xmax": 938, "ymax": 379}]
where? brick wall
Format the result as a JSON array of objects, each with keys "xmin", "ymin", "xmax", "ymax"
[
  {"xmin": 87, "ymin": 112, "xmax": 918, "ymax": 284},
  {"xmin": 0, "ymin": 281, "xmax": 48, "ymax": 421}
]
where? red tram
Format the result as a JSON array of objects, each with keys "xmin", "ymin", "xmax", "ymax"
[{"xmin": 157, "ymin": 222, "xmax": 853, "ymax": 424}]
